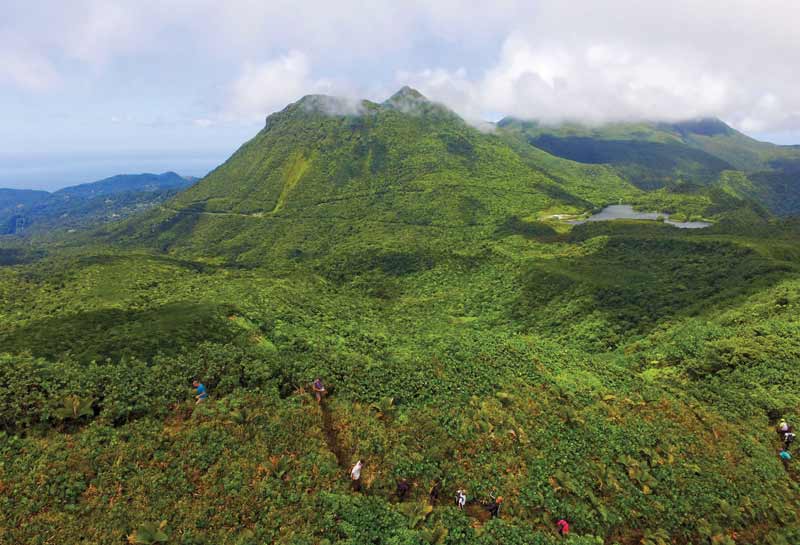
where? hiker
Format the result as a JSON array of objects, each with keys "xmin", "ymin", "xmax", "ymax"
[
  {"xmin": 557, "ymin": 519, "xmax": 570, "ymax": 537},
  {"xmin": 455, "ymin": 488, "xmax": 467, "ymax": 510},
  {"xmin": 486, "ymin": 496, "xmax": 503, "ymax": 519},
  {"xmin": 778, "ymin": 418, "xmax": 789, "ymax": 439},
  {"xmin": 784, "ymin": 431, "xmax": 796, "ymax": 450},
  {"xmin": 429, "ymin": 480, "xmax": 441, "ymax": 505},
  {"xmin": 193, "ymin": 379, "xmax": 208, "ymax": 404},
  {"xmin": 396, "ymin": 479, "xmax": 410, "ymax": 501},
  {"xmin": 312, "ymin": 377, "xmax": 326, "ymax": 404},
  {"xmin": 780, "ymin": 449, "xmax": 792, "ymax": 469},
  {"xmin": 350, "ymin": 460, "xmax": 363, "ymax": 492}
]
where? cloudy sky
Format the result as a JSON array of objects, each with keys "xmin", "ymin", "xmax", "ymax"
[{"xmin": 2, "ymin": 0, "xmax": 799, "ymax": 189}]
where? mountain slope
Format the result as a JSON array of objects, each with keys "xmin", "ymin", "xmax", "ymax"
[
  {"xmin": 119, "ymin": 89, "xmax": 644, "ymax": 265},
  {"xmin": 497, "ymin": 117, "xmax": 800, "ymax": 214},
  {"xmin": 497, "ymin": 117, "xmax": 737, "ymax": 189}
]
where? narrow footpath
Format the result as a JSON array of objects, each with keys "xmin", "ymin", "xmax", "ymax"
[{"xmin": 319, "ymin": 400, "xmax": 348, "ymax": 471}]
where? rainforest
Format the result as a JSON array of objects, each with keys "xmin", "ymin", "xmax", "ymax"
[{"xmin": 1, "ymin": 88, "xmax": 799, "ymax": 545}]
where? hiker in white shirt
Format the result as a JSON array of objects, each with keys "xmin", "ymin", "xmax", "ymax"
[
  {"xmin": 350, "ymin": 460, "xmax": 363, "ymax": 492},
  {"xmin": 456, "ymin": 489, "xmax": 467, "ymax": 510},
  {"xmin": 778, "ymin": 418, "xmax": 790, "ymax": 439}
]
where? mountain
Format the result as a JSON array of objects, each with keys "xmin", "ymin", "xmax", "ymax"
[
  {"xmin": 120, "ymin": 89, "xmax": 739, "ymax": 265},
  {"xmin": 0, "ymin": 188, "xmax": 50, "ymax": 233},
  {"xmin": 2, "ymin": 89, "xmax": 800, "ymax": 545},
  {"xmin": 0, "ymin": 171, "xmax": 197, "ymax": 235},
  {"xmin": 115, "ymin": 89, "xmax": 784, "ymax": 269},
  {"xmin": 497, "ymin": 117, "xmax": 800, "ymax": 214},
  {"xmin": 55, "ymin": 171, "xmax": 195, "ymax": 198}
]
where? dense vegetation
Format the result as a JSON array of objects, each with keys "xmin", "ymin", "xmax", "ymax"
[
  {"xmin": 1, "ymin": 89, "xmax": 799, "ymax": 544},
  {"xmin": 497, "ymin": 117, "xmax": 800, "ymax": 215}
]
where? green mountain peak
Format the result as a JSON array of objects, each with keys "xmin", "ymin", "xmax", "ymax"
[
  {"xmin": 382, "ymin": 85, "xmax": 454, "ymax": 117},
  {"xmin": 386, "ymin": 85, "xmax": 427, "ymax": 102},
  {"xmin": 662, "ymin": 117, "xmax": 736, "ymax": 137}
]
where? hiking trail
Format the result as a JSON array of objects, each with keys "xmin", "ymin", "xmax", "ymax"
[{"xmin": 319, "ymin": 400, "xmax": 348, "ymax": 471}]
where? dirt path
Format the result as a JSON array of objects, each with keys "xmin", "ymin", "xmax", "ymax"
[
  {"xmin": 464, "ymin": 502, "xmax": 491, "ymax": 524},
  {"xmin": 319, "ymin": 400, "xmax": 349, "ymax": 471}
]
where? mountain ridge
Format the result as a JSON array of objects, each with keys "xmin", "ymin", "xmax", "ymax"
[
  {"xmin": 117, "ymin": 87, "xmax": 650, "ymax": 264},
  {"xmin": 0, "ymin": 171, "xmax": 198, "ymax": 235},
  {"xmin": 111, "ymin": 87, "xmax": 796, "ymax": 267},
  {"xmin": 496, "ymin": 114, "xmax": 800, "ymax": 208}
]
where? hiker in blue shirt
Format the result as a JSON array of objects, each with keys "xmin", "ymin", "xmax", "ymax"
[
  {"xmin": 780, "ymin": 449, "xmax": 792, "ymax": 469},
  {"xmin": 193, "ymin": 379, "xmax": 208, "ymax": 404}
]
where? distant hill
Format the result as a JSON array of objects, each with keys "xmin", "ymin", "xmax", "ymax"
[
  {"xmin": 0, "ymin": 188, "xmax": 50, "ymax": 234},
  {"xmin": 497, "ymin": 117, "xmax": 800, "ymax": 214},
  {"xmin": 0, "ymin": 172, "xmax": 197, "ymax": 235},
  {"xmin": 55, "ymin": 171, "xmax": 195, "ymax": 199}
]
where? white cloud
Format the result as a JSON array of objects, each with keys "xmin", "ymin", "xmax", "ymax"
[
  {"xmin": 2, "ymin": 0, "xmax": 800, "ymax": 136},
  {"xmin": 400, "ymin": 31, "xmax": 790, "ymax": 130},
  {"xmin": 226, "ymin": 51, "xmax": 335, "ymax": 121},
  {"xmin": 398, "ymin": 1, "xmax": 800, "ymax": 132},
  {"xmin": 0, "ymin": 50, "xmax": 60, "ymax": 91}
]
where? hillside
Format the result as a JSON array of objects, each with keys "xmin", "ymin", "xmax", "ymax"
[
  {"xmin": 1, "ymin": 89, "xmax": 799, "ymax": 545},
  {"xmin": 123, "ymin": 88, "xmax": 590, "ymax": 265},
  {"xmin": 55, "ymin": 171, "xmax": 196, "ymax": 199},
  {"xmin": 115, "ymin": 89, "xmax": 751, "ymax": 266},
  {"xmin": 497, "ymin": 117, "xmax": 800, "ymax": 215},
  {"xmin": 0, "ymin": 172, "xmax": 197, "ymax": 235},
  {"xmin": 0, "ymin": 188, "xmax": 50, "ymax": 233}
]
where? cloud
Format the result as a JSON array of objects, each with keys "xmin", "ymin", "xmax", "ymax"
[
  {"xmin": 0, "ymin": 50, "xmax": 60, "ymax": 91},
  {"xmin": 224, "ymin": 51, "xmax": 365, "ymax": 121},
  {"xmin": 400, "ymin": 36, "xmax": 740, "ymax": 125},
  {"xmin": 226, "ymin": 51, "xmax": 330, "ymax": 121},
  {"xmin": 2, "ymin": 0, "xmax": 800, "ymax": 137},
  {"xmin": 396, "ymin": 1, "xmax": 800, "ymax": 132}
]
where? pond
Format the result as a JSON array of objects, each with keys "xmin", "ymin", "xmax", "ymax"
[{"xmin": 569, "ymin": 205, "xmax": 712, "ymax": 229}]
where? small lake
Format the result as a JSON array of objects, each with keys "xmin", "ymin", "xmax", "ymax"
[{"xmin": 569, "ymin": 205, "xmax": 712, "ymax": 229}]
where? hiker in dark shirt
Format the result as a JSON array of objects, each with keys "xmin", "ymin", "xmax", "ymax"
[
  {"xmin": 429, "ymin": 480, "xmax": 441, "ymax": 505},
  {"xmin": 312, "ymin": 377, "xmax": 326, "ymax": 404},
  {"xmin": 396, "ymin": 479, "xmax": 410, "ymax": 501},
  {"xmin": 486, "ymin": 496, "xmax": 503, "ymax": 518}
]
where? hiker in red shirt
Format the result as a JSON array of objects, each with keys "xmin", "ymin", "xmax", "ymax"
[{"xmin": 557, "ymin": 519, "xmax": 569, "ymax": 537}]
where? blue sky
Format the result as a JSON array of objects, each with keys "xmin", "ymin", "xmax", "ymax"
[{"xmin": 2, "ymin": 0, "xmax": 799, "ymax": 190}]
